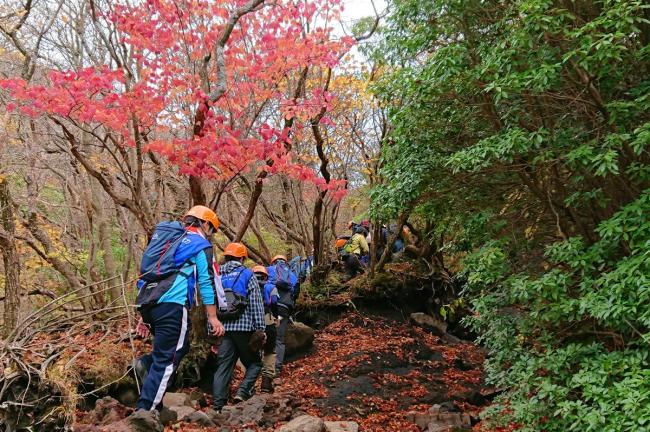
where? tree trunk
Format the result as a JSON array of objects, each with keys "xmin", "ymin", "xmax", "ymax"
[
  {"xmin": 369, "ymin": 221, "xmax": 381, "ymax": 278},
  {"xmin": 0, "ymin": 176, "xmax": 21, "ymax": 337},
  {"xmin": 376, "ymin": 211, "xmax": 410, "ymax": 273},
  {"xmin": 99, "ymin": 215, "xmax": 120, "ymax": 301}
]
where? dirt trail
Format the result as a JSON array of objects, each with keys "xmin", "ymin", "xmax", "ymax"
[{"xmin": 266, "ymin": 312, "xmax": 486, "ymax": 431}]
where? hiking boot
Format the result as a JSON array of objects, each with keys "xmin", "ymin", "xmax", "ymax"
[
  {"xmin": 127, "ymin": 409, "xmax": 163, "ymax": 432},
  {"xmin": 260, "ymin": 376, "xmax": 274, "ymax": 393},
  {"xmin": 233, "ymin": 393, "xmax": 246, "ymax": 404}
]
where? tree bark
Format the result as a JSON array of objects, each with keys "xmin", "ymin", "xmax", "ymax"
[
  {"xmin": 376, "ymin": 211, "xmax": 410, "ymax": 273},
  {"xmin": 0, "ymin": 176, "xmax": 21, "ymax": 337}
]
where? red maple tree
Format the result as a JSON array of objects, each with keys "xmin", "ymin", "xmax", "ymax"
[{"xmin": 2, "ymin": 0, "xmax": 353, "ymax": 196}]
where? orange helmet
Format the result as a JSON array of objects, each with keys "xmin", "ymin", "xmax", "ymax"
[
  {"xmin": 335, "ymin": 238, "xmax": 347, "ymax": 248},
  {"xmin": 252, "ymin": 265, "xmax": 268, "ymax": 279},
  {"xmin": 271, "ymin": 254, "xmax": 287, "ymax": 263},
  {"xmin": 185, "ymin": 205, "xmax": 219, "ymax": 231},
  {"xmin": 224, "ymin": 242, "xmax": 247, "ymax": 258}
]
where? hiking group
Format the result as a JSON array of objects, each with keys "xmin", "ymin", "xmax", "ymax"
[
  {"xmin": 130, "ymin": 205, "xmax": 301, "ymax": 427},
  {"xmin": 335, "ymin": 219, "xmax": 408, "ymax": 280}
]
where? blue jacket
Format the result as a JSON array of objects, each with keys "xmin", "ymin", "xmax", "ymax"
[
  {"xmin": 137, "ymin": 231, "xmax": 216, "ymax": 307},
  {"xmin": 220, "ymin": 261, "xmax": 265, "ymax": 331}
]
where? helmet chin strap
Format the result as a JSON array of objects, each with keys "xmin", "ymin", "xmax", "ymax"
[{"xmin": 200, "ymin": 221, "xmax": 213, "ymax": 237}]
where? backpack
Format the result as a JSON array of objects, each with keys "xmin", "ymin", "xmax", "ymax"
[
  {"xmin": 218, "ymin": 267, "xmax": 253, "ymax": 321},
  {"xmin": 136, "ymin": 221, "xmax": 211, "ymax": 306},
  {"xmin": 274, "ymin": 260, "xmax": 294, "ymax": 293},
  {"xmin": 273, "ymin": 261, "xmax": 295, "ymax": 317}
]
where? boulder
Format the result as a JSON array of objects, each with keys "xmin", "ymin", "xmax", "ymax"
[
  {"xmin": 324, "ymin": 421, "xmax": 359, "ymax": 432},
  {"xmin": 221, "ymin": 394, "xmax": 269, "ymax": 425},
  {"xmin": 167, "ymin": 405, "xmax": 195, "ymax": 421},
  {"xmin": 184, "ymin": 410, "xmax": 216, "ymax": 427},
  {"xmin": 159, "ymin": 407, "xmax": 177, "ymax": 426},
  {"xmin": 188, "ymin": 388, "xmax": 208, "ymax": 407},
  {"xmin": 219, "ymin": 394, "xmax": 295, "ymax": 427},
  {"xmin": 162, "ymin": 392, "xmax": 193, "ymax": 408},
  {"xmin": 125, "ymin": 409, "xmax": 164, "ymax": 432},
  {"xmin": 285, "ymin": 322, "xmax": 315, "ymax": 355},
  {"xmin": 406, "ymin": 404, "xmax": 471, "ymax": 432},
  {"xmin": 410, "ymin": 313, "xmax": 447, "ymax": 335},
  {"xmin": 277, "ymin": 415, "xmax": 325, "ymax": 432},
  {"xmin": 81, "ymin": 396, "xmax": 129, "ymax": 426}
]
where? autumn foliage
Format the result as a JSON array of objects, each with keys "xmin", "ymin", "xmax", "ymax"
[{"xmin": 1, "ymin": 0, "xmax": 352, "ymax": 193}]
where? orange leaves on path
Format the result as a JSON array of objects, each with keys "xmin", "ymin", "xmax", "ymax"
[{"xmin": 275, "ymin": 313, "xmax": 487, "ymax": 431}]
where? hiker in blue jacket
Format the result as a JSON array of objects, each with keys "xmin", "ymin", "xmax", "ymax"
[
  {"xmin": 210, "ymin": 242, "xmax": 266, "ymax": 413},
  {"xmin": 266, "ymin": 255, "xmax": 299, "ymax": 373},
  {"xmin": 130, "ymin": 206, "xmax": 224, "ymax": 426}
]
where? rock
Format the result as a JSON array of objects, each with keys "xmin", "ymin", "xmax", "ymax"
[
  {"xmin": 410, "ymin": 313, "xmax": 448, "ymax": 335},
  {"xmin": 221, "ymin": 394, "xmax": 269, "ymax": 425},
  {"xmin": 407, "ymin": 404, "xmax": 471, "ymax": 432},
  {"xmin": 406, "ymin": 411, "xmax": 434, "ymax": 430},
  {"xmin": 98, "ymin": 420, "xmax": 133, "ymax": 432},
  {"xmin": 168, "ymin": 405, "xmax": 194, "ymax": 421},
  {"xmin": 324, "ymin": 420, "xmax": 359, "ymax": 432},
  {"xmin": 74, "ymin": 426, "xmax": 101, "ymax": 432},
  {"xmin": 90, "ymin": 396, "xmax": 127, "ymax": 425},
  {"xmin": 277, "ymin": 415, "xmax": 325, "ymax": 432},
  {"xmin": 162, "ymin": 392, "xmax": 193, "ymax": 408},
  {"xmin": 159, "ymin": 407, "xmax": 178, "ymax": 425},
  {"xmin": 126, "ymin": 409, "xmax": 164, "ymax": 432},
  {"xmin": 217, "ymin": 394, "xmax": 296, "ymax": 427},
  {"xmin": 285, "ymin": 322, "xmax": 315, "ymax": 355},
  {"xmin": 188, "ymin": 388, "xmax": 208, "ymax": 407},
  {"xmin": 184, "ymin": 410, "xmax": 216, "ymax": 427}
]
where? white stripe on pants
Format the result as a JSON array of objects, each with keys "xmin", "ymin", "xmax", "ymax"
[{"xmin": 150, "ymin": 307, "xmax": 188, "ymax": 410}]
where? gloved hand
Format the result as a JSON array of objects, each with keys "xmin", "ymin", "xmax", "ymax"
[{"xmin": 249, "ymin": 330, "xmax": 266, "ymax": 352}]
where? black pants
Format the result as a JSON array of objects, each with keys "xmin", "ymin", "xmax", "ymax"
[
  {"xmin": 212, "ymin": 332, "xmax": 262, "ymax": 409},
  {"xmin": 345, "ymin": 254, "xmax": 364, "ymax": 278}
]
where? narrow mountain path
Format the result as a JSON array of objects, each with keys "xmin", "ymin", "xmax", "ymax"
[{"xmin": 164, "ymin": 311, "xmax": 488, "ymax": 431}]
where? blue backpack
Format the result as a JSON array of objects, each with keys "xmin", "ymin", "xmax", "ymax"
[
  {"xmin": 136, "ymin": 221, "xmax": 211, "ymax": 306},
  {"xmin": 274, "ymin": 260, "xmax": 294, "ymax": 293},
  {"xmin": 218, "ymin": 267, "xmax": 253, "ymax": 321},
  {"xmin": 274, "ymin": 261, "xmax": 296, "ymax": 317}
]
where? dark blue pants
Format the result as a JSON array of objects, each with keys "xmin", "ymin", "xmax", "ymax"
[
  {"xmin": 212, "ymin": 332, "xmax": 262, "ymax": 409},
  {"xmin": 136, "ymin": 303, "xmax": 190, "ymax": 411}
]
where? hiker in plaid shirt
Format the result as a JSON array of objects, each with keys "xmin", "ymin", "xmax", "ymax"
[{"xmin": 210, "ymin": 243, "xmax": 265, "ymax": 413}]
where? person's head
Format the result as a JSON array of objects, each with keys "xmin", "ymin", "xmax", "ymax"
[
  {"xmin": 223, "ymin": 242, "xmax": 247, "ymax": 263},
  {"xmin": 335, "ymin": 238, "xmax": 347, "ymax": 250},
  {"xmin": 252, "ymin": 265, "xmax": 268, "ymax": 281},
  {"xmin": 271, "ymin": 254, "xmax": 287, "ymax": 264},
  {"xmin": 353, "ymin": 225, "xmax": 366, "ymax": 235},
  {"xmin": 184, "ymin": 205, "xmax": 219, "ymax": 237}
]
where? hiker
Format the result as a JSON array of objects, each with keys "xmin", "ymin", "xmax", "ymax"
[
  {"xmin": 252, "ymin": 265, "xmax": 279, "ymax": 393},
  {"xmin": 266, "ymin": 255, "xmax": 299, "ymax": 373},
  {"xmin": 342, "ymin": 223, "xmax": 369, "ymax": 279},
  {"xmin": 210, "ymin": 243, "xmax": 266, "ymax": 413},
  {"xmin": 131, "ymin": 205, "xmax": 225, "ymax": 422}
]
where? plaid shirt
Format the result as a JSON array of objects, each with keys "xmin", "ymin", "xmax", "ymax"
[{"xmin": 220, "ymin": 261, "xmax": 265, "ymax": 332}]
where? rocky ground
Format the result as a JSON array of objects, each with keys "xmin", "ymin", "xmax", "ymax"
[{"xmin": 71, "ymin": 311, "xmax": 490, "ymax": 432}]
